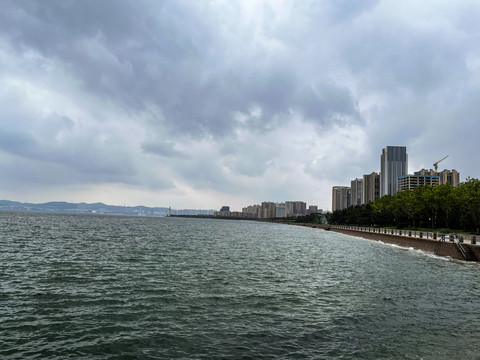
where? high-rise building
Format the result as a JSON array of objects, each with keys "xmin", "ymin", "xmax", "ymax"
[
  {"xmin": 242, "ymin": 205, "xmax": 260, "ymax": 218},
  {"xmin": 398, "ymin": 174, "xmax": 439, "ymax": 191},
  {"xmin": 350, "ymin": 178, "xmax": 363, "ymax": 206},
  {"xmin": 285, "ymin": 201, "xmax": 307, "ymax": 216},
  {"xmin": 439, "ymin": 169, "xmax": 460, "ymax": 187},
  {"xmin": 415, "ymin": 169, "xmax": 460, "ymax": 187},
  {"xmin": 258, "ymin": 207, "xmax": 268, "ymax": 219},
  {"xmin": 332, "ymin": 186, "xmax": 351, "ymax": 211},
  {"xmin": 285, "ymin": 202, "xmax": 293, "ymax": 216},
  {"xmin": 362, "ymin": 172, "xmax": 380, "ymax": 204},
  {"xmin": 380, "ymin": 146, "xmax": 408, "ymax": 197},
  {"xmin": 261, "ymin": 202, "xmax": 276, "ymax": 218},
  {"xmin": 275, "ymin": 203, "xmax": 286, "ymax": 218}
]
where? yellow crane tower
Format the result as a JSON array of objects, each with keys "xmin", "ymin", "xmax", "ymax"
[{"xmin": 433, "ymin": 155, "xmax": 449, "ymax": 176}]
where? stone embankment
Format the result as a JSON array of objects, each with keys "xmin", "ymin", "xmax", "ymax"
[{"xmin": 293, "ymin": 223, "xmax": 480, "ymax": 262}]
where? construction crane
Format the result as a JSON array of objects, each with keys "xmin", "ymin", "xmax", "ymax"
[{"xmin": 433, "ymin": 155, "xmax": 449, "ymax": 176}]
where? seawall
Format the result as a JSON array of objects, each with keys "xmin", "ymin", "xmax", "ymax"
[{"xmin": 291, "ymin": 224, "xmax": 480, "ymax": 262}]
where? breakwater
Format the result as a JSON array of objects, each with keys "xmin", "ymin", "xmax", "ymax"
[{"xmin": 292, "ymin": 224, "xmax": 480, "ymax": 262}]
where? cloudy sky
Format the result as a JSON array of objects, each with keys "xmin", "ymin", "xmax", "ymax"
[{"xmin": 1, "ymin": 0, "xmax": 479, "ymax": 211}]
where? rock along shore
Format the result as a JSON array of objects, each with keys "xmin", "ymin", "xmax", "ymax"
[{"xmin": 288, "ymin": 223, "xmax": 480, "ymax": 262}]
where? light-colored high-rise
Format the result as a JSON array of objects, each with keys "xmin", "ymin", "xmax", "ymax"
[
  {"xmin": 242, "ymin": 205, "xmax": 260, "ymax": 218},
  {"xmin": 380, "ymin": 146, "xmax": 408, "ymax": 197},
  {"xmin": 332, "ymin": 186, "xmax": 351, "ymax": 211},
  {"xmin": 275, "ymin": 203, "xmax": 286, "ymax": 218},
  {"xmin": 415, "ymin": 169, "xmax": 460, "ymax": 187},
  {"xmin": 362, "ymin": 172, "xmax": 380, "ymax": 204},
  {"xmin": 439, "ymin": 169, "xmax": 460, "ymax": 186},
  {"xmin": 261, "ymin": 201, "xmax": 276, "ymax": 218},
  {"xmin": 398, "ymin": 174, "xmax": 439, "ymax": 191},
  {"xmin": 350, "ymin": 178, "xmax": 363, "ymax": 206}
]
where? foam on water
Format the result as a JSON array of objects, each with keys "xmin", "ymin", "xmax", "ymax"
[{"xmin": 356, "ymin": 234, "xmax": 456, "ymax": 262}]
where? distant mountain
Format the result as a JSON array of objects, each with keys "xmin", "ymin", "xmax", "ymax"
[{"xmin": 0, "ymin": 200, "xmax": 215, "ymax": 217}]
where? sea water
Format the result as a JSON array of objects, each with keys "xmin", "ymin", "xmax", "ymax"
[{"xmin": 1, "ymin": 211, "xmax": 479, "ymax": 359}]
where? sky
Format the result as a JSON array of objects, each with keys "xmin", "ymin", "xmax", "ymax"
[{"xmin": 1, "ymin": 0, "xmax": 479, "ymax": 211}]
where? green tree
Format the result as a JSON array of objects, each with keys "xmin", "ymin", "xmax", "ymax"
[
  {"xmin": 327, "ymin": 178, "xmax": 480, "ymax": 232},
  {"xmin": 458, "ymin": 177, "xmax": 480, "ymax": 232}
]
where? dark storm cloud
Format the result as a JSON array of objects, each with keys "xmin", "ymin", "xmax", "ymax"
[
  {"xmin": 0, "ymin": 0, "xmax": 141, "ymax": 53},
  {"xmin": 2, "ymin": 0, "xmax": 480, "ymax": 208},
  {"xmin": 340, "ymin": 26, "xmax": 468, "ymax": 95},
  {"xmin": 1, "ymin": 0, "xmax": 358, "ymax": 140},
  {"xmin": 295, "ymin": 82, "xmax": 358, "ymax": 124}
]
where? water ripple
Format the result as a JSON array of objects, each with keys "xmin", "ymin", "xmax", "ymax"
[{"xmin": 1, "ymin": 212, "xmax": 480, "ymax": 359}]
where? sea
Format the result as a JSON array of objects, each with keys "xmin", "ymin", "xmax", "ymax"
[{"xmin": 1, "ymin": 211, "xmax": 479, "ymax": 359}]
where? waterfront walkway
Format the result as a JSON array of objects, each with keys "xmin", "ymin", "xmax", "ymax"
[
  {"xmin": 325, "ymin": 225, "xmax": 478, "ymax": 245},
  {"xmin": 290, "ymin": 223, "xmax": 480, "ymax": 262}
]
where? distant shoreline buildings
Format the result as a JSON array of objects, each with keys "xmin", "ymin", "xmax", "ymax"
[
  {"xmin": 214, "ymin": 201, "xmax": 322, "ymax": 219},
  {"xmin": 332, "ymin": 146, "xmax": 460, "ymax": 211}
]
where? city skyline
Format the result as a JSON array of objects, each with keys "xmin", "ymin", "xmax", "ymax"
[
  {"xmin": 1, "ymin": 1, "xmax": 479, "ymax": 211},
  {"xmin": 332, "ymin": 144, "xmax": 461, "ymax": 211},
  {"xmin": 216, "ymin": 200, "xmax": 321, "ymax": 219}
]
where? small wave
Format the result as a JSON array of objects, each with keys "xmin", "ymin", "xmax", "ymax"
[
  {"xmin": 425, "ymin": 253, "xmax": 452, "ymax": 261},
  {"xmin": 370, "ymin": 238, "xmax": 453, "ymax": 262},
  {"xmin": 375, "ymin": 241, "xmax": 401, "ymax": 249},
  {"xmin": 408, "ymin": 247, "xmax": 452, "ymax": 261}
]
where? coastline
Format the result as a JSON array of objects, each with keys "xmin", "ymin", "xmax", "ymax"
[{"xmin": 289, "ymin": 223, "xmax": 480, "ymax": 262}]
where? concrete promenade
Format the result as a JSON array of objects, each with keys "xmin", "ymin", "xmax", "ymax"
[{"xmin": 292, "ymin": 223, "xmax": 480, "ymax": 262}]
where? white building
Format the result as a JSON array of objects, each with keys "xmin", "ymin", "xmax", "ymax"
[
  {"xmin": 398, "ymin": 174, "xmax": 439, "ymax": 191},
  {"xmin": 275, "ymin": 203, "xmax": 286, "ymax": 218}
]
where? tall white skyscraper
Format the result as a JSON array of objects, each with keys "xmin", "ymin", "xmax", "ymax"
[{"xmin": 380, "ymin": 146, "xmax": 408, "ymax": 196}]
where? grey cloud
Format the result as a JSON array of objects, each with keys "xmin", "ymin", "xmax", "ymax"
[
  {"xmin": 295, "ymin": 82, "xmax": 358, "ymax": 124},
  {"xmin": 326, "ymin": 0, "xmax": 381, "ymax": 23},
  {"xmin": 1, "ymin": 0, "xmax": 141, "ymax": 54},
  {"xmin": 0, "ymin": 129, "xmax": 133, "ymax": 177},
  {"xmin": 0, "ymin": 100, "xmax": 138, "ymax": 182},
  {"xmin": 2, "ymin": 0, "xmax": 480, "ymax": 208},
  {"xmin": 0, "ymin": 132, "xmax": 174, "ymax": 190},
  {"xmin": 0, "ymin": 131, "xmax": 36, "ymax": 157},
  {"xmin": 174, "ymin": 159, "xmax": 231, "ymax": 192},
  {"xmin": 141, "ymin": 141, "xmax": 187, "ymax": 158},
  {"xmin": 334, "ymin": 15, "xmax": 470, "ymax": 96},
  {"xmin": 224, "ymin": 148, "xmax": 274, "ymax": 178},
  {"xmin": 2, "ymin": 0, "xmax": 361, "ymax": 142},
  {"xmin": 0, "ymin": 153, "xmax": 162, "ymax": 190}
]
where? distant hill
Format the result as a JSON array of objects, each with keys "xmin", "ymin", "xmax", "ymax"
[{"xmin": 0, "ymin": 200, "xmax": 215, "ymax": 217}]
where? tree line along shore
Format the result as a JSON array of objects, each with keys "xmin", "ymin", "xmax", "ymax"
[{"xmin": 324, "ymin": 177, "xmax": 480, "ymax": 234}]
